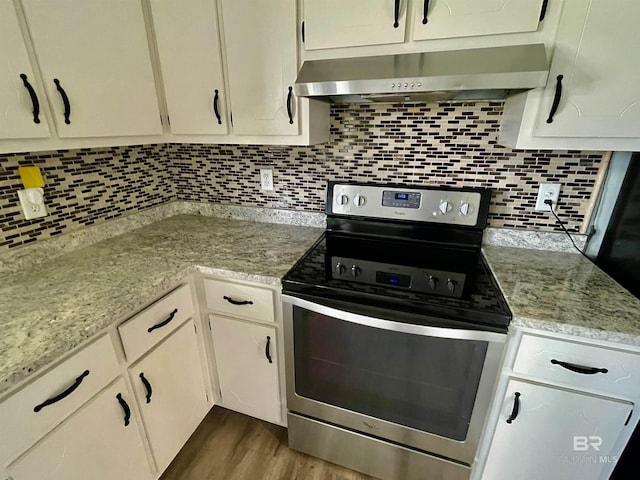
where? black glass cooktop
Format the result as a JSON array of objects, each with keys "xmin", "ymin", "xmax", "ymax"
[{"xmin": 282, "ymin": 232, "xmax": 512, "ymax": 331}]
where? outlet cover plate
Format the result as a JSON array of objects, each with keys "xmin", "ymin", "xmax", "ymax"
[
  {"xmin": 260, "ymin": 169, "xmax": 274, "ymax": 191},
  {"xmin": 535, "ymin": 183, "xmax": 561, "ymax": 211},
  {"xmin": 18, "ymin": 188, "xmax": 48, "ymax": 219}
]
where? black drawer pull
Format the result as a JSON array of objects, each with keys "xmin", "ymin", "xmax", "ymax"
[
  {"xmin": 546, "ymin": 74, "xmax": 563, "ymax": 124},
  {"xmin": 53, "ymin": 78, "xmax": 71, "ymax": 124},
  {"xmin": 539, "ymin": 0, "xmax": 549, "ymax": 22},
  {"xmin": 506, "ymin": 392, "xmax": 521, "ymax": 424},
  {"xmin": 265, "ymin": 336, "xmax": 273, "ymax": 363},
  {"xmin": 116, "ymin": 393, "xmax": 131, "ymax": 427},
  {"xmin": 422, "ymin": 0, "xmax": 430, "ymax": 24},
  {"xmin": 550, "ymin": 359, "xmax": 608, "ymax": 375},
  {"xmin": 20, "ymin": 74, "xmax": 40, "ymax": 124},
  {"xmin": 147, "ymin": 308, "xmax": 178, "ymax": 333},
  {"xmin": 139, "ymin": 373, "xmax": 152, "ymax": 403},
  {"xmin": 213, "ymin": 89, "xmax": 222, "ymax": 124},
  {"xmin": 34, "ymin": 370, "xmax": 90, "ymax": 412},
  {"xmin": 393, "ymin": 0, "xmax": 400, "ymax": 28},
  {"xmin": 286, "ymin": 86, "xmax": 294, "ymax": 124},
  {"xmin": 223, "ymin": 295, "xmax": 253, "ymax": 306}
]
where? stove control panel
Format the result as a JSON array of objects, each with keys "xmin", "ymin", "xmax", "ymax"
[
  {"xmin": 330, "ymin": 183, "xmax": 486, "ymax": 227},
  {"xmin": 331, "ymin": 257, "xmax": 466, "ymax": 298}
]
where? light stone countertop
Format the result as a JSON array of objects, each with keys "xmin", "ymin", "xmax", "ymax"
[
  {"xmin": 0, "ymin": 215, "xmax": 323, "ymax": 395},
  {"xmin": 483, "ymin": 245, "xmax": 640, "ymax": 346}
]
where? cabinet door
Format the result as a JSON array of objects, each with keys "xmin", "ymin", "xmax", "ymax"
[
  {"xmin": 482, "ymin": 379, "xmax": 633, "ymax": 480},
  {"xmin": 221, "ymin": 0, "xmax": 298, "ymax": 135},
  {"xmin": 21, "ymin": 0, "xmax": 162, "ymax": 138},
  {"xmin": 0, "ymin": 0, "xmax": 50, "ymax": 140},
  {"xmin": 129, "ymin": 320, "xmax": 210, "ymax": 473},
  {"xmin": 534, "ymin": 0, "xmax": 640, "ymax": 138},
  {"xmin": 210, "ymin": 315, "xmax": 281, "ymax": 423},
  {"xmin": 303, "ymin": 0, "xmax": 407, "ymax": 50},
  {"xmin": 412, "ymin": 0, "xmax": 544, "ymax": 41},
  {"xmin": 149, "ymin": 0, "xmax": 228, "ymax": 135},
  {"xmin": 7, "ymin": 379, "xmax": 152, "ymax": 480}
]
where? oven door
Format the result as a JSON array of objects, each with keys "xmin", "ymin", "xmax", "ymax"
[{"xmin": 282, "ymin": 294, "xmax": 506, "ymax": 466}]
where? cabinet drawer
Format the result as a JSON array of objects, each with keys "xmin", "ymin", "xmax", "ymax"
[
  {"xmin": 203, "ymin": 278, "xmax": 274, "ymax": 323},
  {"xmin": 513, "ymin": 333, "xmax": 640, "ymax": 398},
  {"xmin": 0, "ymin": 334, "xmax": 118, "ymax": 464},
  {"xmin": 118, "ymin": 283, "xmax": 194, "ymax": 362}
]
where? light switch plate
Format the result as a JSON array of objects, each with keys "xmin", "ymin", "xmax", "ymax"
[{"xmin": 17, "ymin": 188, "xmax": 48, "ymax": 219}]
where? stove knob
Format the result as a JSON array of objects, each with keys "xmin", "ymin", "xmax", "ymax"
[
  {"xmin": 351, "ymin": 265, "xmax": 361, "ymax": 278},
  {"xmin": 353, "ymin": 194, "xmax": 366, "ymax": 207},
  {"xmin": 335, "ymin": 262, "xmax": 346, "ymax": 276},
  {"xmin": 438, "ymin": 200, "xmax": 452, "ymax": 215},
  {"xmin": 427, "ymin": 275, "xmax": 439, "ymax": 291},
  {"xmin": 447, "ymin": 278, "xmax": 457, "ymax": 294},
  {"xmin": 337, "ymin": 194, "xmax": 349, "ymax": 206},
  {"xmin": 459, "ymin": 202, "xmax": 471, "ymax": 216}
]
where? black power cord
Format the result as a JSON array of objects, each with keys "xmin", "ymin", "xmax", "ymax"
[{"xmin": 543, "ymin": 199, "xmax": 593, "ymax": 263}]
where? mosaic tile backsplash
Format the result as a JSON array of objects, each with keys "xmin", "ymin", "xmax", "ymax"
[
  {"xmin": 0, "ymin": 102, "xmax": 606, "ymax": 252},
  {"xmin": 0, "ymin": 145, "xmax": 174, "ymax": 249}
]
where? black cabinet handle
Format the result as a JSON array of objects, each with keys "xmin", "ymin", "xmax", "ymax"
[
  {"xmin": 546, "ymin": 74, "xmax": 563, "ymax": 124},
  {"xmin": 139, "ymin": 373, "xmax": 152, "ymax": 403},
  {"xmin": 550, "ymin": 359, "xmax": 608, "ymax": 375},
  {"xmin": 393, "ymin": 0, "xmax": 400, "ymax": 28},
  {"xmin": 20, "ymin": 74, "xmax": 40, "ymax": 124},
  {"xmin": 301, "ymin": 21, "xmax": 305, "ymax": 43},
  {"xmin": 422, "ymin": 0, "xmax": 430, "ymax": 24},
  {"xmin": 223, "ymin": 295, "xmax": 253, "ymax": 306},
  {"xmin": 506, "ymin": 392, "xmax": 521, "ymax": 424},
  {"xmin": 116, "ymin": 393, "xmax": 131, "ymax": 427},
  {"xmin": 539, "ymin": 0, "xmax": 549, "ymax": 22},
  {"xmin": 265, "ymin": 336, "xmax": 273, "ymax": 363},
  {"xmin": 34, "ymin": 370, "xmax": 89, "ymax": 412},
  {"xmin": 213, "ymin": 89, "xmax": 222, "ymax": 125},
  {"xmin": 53, "ymin": 78, "xmax": 71, "ymax": 124},
  {"xmin": 147, "ymin": 308, "xmax": 178, "ymax": 333},
  {"xmin": 286, "ymin": 86, "xmax": 294, "ymax": 124}
]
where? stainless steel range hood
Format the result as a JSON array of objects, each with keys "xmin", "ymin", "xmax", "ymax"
[{"xmin": 294, "ymin": 44, "xmax": 549, "ymax": 104}]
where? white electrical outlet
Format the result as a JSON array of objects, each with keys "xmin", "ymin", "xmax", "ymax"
[
  {"xmin": 17, "ymin": 187, "xmax": 48, "ymax": 219},
  {"xmin": 535, "ymin": 183, "xmax": 561, "ymax": 211},
  {"xmin": 260, "ymin": 169, "xmax": 274, "ymax": 191}
]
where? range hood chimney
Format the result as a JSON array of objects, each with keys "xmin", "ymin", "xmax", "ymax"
[{"xmin": 294, "ymin": 44, "xmax": 549, "ymax": 104}]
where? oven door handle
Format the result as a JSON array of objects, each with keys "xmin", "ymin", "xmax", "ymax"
[{"xmin": 282, "ymin": 294, "xmax": 507, "ymax": 343}]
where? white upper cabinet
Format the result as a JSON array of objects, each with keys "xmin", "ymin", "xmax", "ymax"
[
  {"xmin": 532, "ymin": 0, "xmax": 640, "ymax": 138},
  {"xmin": 500, "ymin": 0, "xmax": 640, "ymax": 150},
  {"xmin": 220, "ymin": 0, "xmax": 299, "ymax": 136},
  {"xmin": 303, "ymin": 0, "xmax": 407, "ymax": 50},
  {"xmin": 20, "ymin": 0, "xmax": 162, "ymax": 138},
  {"xmin": 412, "ymin": 0, "xmax": 545, "ymax": 41},
  {"xmin": 0, "ymin": 0, "xmax": 50, "ymax": 140},
  {"xmin": 149, "ymin": 0, "xmax": 228, "ymax": 135}
]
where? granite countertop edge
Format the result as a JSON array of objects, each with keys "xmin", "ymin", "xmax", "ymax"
[{"xmin": 0, "ymin": 263, "xmax": 282, "ymax": 397}]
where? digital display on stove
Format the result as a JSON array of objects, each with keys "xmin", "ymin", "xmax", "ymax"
[
  {"xmin": 382, "ymin": 190, "xmax": 421, "ymax": 209},
  {"xmin": 376, "ymin": 271, "xmax": 411, "ymax": 287}
]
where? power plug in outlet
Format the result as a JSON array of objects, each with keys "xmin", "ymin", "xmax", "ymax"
[
  {"xmin": 535, "ymin": 183, "xmax": 561, "ymax": 211},
  {"xmin": 260, "ymin": 169, "xmax": 274, "ymax": 191},
  {"xmin": 17, "ymin": 188, "xmax": 48, "ymax": 220}
]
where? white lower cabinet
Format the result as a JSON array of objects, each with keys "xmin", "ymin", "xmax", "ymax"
[
  {"xmin": 210, "ymin": 315, "xmax": 282, "ymax": 424},
  {"xmin": 482, "ymin": 378, "xmax": 633, "ymax": 480},
  {"xmin": 129, "ymin": 319, "xmax": 210, "ymax": 473},
  {"xmin": 7, "ymin": 378, "xmax": 152, "ymax": 480}
]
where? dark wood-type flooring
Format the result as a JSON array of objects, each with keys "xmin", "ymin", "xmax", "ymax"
[{"xmin": 160, "ymin": 407, "xmax": 376, "ymax": 480}]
